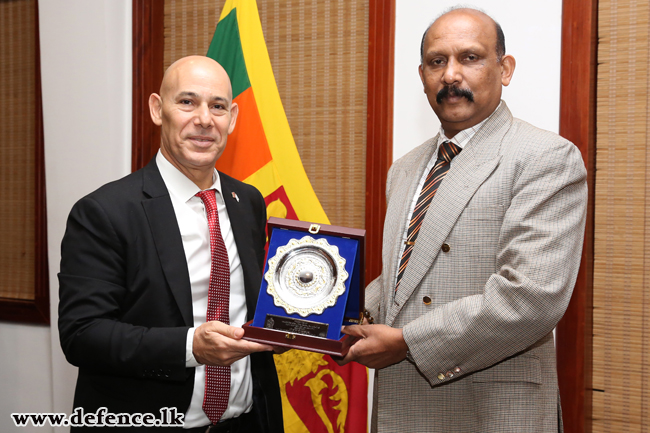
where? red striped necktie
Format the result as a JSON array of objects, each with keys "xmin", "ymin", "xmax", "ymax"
[
  {"xmin": 195, "ymin": 189, "xmax": 230, "ymax": 424},
  {"xmin": 395, "ymin": 141, "xmax": 462, "ymax": 290}
]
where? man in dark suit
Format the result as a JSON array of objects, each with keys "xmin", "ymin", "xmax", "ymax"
[{"xmin": 58, "ymin": 56, "xmax": 283, "ymax": 432}]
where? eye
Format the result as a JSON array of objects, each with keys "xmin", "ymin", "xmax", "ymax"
[
  {"xmin": 179, "ymin": 99, "xmax": 192, "ymax": 105},
  {"xmin": 428, "ymin": 57, "xmax": 446, "ymax": 68},
  {"xmin": 462, "ymin": 54, "xmax": 480, "ymax": 63}
]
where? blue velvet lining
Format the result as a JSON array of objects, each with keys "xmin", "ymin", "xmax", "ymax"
[{"xmin": 252, "ymin": 228, "xmax": 360, "ymax": 340}]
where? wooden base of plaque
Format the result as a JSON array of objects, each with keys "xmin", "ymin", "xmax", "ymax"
[{"xmin": 242, "ymin": 320, "xmax": 356, "ymax": 357}]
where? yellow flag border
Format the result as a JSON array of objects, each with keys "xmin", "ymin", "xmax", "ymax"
[{"xmin": 221, "ymin": 0, "xmax": 329, "ymax": 224}]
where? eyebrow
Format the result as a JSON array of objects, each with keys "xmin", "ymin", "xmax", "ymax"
[
  {"xmin": 176, "ymin": 91, "xmax": 229, "ymax": 105},
  {"xmin": 426, "ymin": 45, "xmax": 485, "ymax": 56}
]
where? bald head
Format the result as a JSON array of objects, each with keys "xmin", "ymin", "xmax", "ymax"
[
  {"xmin": 420, "ymin": 7, "xmax": 505, "ymax": 64},
  {"xmin": 149, "ymin": 55, "xmax": 239, "ymax": 190},
  {"xmin": 160, "ymin": 55, "xmax": 233, "ymax": 101}
]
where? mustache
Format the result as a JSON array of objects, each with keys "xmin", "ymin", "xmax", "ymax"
[{"xmin": 436, "ymin": 86, "xmax": 474, "ymax": 104}]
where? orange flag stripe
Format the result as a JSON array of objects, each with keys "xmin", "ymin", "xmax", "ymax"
[{"xmin": 215, "ymin": 86, "xmax": 272, "ymax": 181}]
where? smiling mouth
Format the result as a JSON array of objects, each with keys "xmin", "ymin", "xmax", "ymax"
[{"xmin": 188, "ymin": 136, "xmax": 215, "ymax": 143}]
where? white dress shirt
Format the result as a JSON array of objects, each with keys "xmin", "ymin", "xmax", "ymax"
[
  {"xmin": 156, "ymin": 152, "xmax": 253, "ymax": 428},
  {"xmin": 394, "ymin": 104, "xmax": 500, "ymax": 287}
]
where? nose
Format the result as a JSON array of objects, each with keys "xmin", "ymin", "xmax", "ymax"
[
  {"xmin": 441, "ymin": 58, "xmax": 461, "ymax": 85},
  {"xmin": 194, "ymin": 104, "xmax": 213, "ymax": 128}
]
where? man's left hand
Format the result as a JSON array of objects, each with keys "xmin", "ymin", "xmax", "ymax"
[{"xmin": 335, "ymin": 324, "xmax": 408, "ymax": 369}]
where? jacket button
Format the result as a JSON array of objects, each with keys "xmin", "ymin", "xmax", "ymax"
[
  {"xmin": 441, "ymin": 243, "xmax": 450, "ymax": 253},
  {"xmin": 454, "ymin": 366, "xmax": 461, "ymax": 374},
  {"xmin": 446, "ymin": 371, "xmax": 454, "ymax": 378},
  {"xmin": 437, "ymin": 373, "xmax": 445, "ymax": 380},
  {"xmin": 423, "ymin": 296, "xmax": 432, "ymax": 305}
]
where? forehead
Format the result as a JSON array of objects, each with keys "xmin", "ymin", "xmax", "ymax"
[
  {"xmin": 165, "ymin": 63, "xmax": 232, "ymax": 100},
  {"xmin": 425, "ymin": 11, "xmax": 497, "ymax": 53}
]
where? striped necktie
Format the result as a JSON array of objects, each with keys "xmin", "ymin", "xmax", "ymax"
[
  {"xmin": 195, "ymin": 189, "xmax": 230, "ymax": 424},
  {"xmin": 395, "ymin": 141, "xmax": 462, "ymax": 290}
]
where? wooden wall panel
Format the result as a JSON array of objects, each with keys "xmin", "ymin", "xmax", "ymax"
[
  {"xmin": 591, "ymin": 1, "xmax": 650, "ymax": 431},
  {"xmin": 0, "ymin": 0, "xmax": 49, "ymax": 324}
]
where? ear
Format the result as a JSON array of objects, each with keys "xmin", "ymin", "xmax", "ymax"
[
  {"xmin": 418, "ymin": 64, "xmax": 426, "ymax": 91},
  {"xmin": 500, "ymin": 55, "xmax": 516, "ymax": 87},
  {"xmin": 149, "ymin": 93, "xmax": 163, "ymax": 126},
  {"xmin": 227, "ymin": 102, "xmax": 239, "ymax": 135}
]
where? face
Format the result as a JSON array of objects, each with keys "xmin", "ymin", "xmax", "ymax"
[
  {"xmin": 149, "ymin": 56, "xmax": 238, "ymax": 183},
  {"xmin": 419, "ymin": 10, "xmax": 515, "ymax": 137}
]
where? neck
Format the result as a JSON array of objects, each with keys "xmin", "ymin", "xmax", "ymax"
[
  {"xmin": 189, "ymin": 172, "xmax": 214, "ymax": 190},
  {"xmin": 159, "ymin": 149, "xmax": 215, "ymax": 190}
]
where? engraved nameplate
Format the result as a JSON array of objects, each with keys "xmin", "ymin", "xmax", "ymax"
[{"xmin": 264, "ymin": 314, "xmax": 329, "ymax": 338}]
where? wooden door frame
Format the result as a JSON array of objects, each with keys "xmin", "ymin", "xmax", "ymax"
[{"xmin": 556, "ymin": 0, "xmax": 597, "ymax": 432}]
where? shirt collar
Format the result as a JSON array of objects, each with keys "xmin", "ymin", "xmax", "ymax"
[
  {"xmin": 156, "ymin": 150, "xmax": 222, "ymax": 202},
  {"xmin": 436, "ymin": 101, "xmax": 502, "ymax": 149}
]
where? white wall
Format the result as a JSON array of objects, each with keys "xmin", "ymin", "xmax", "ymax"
[
  {"xmin": 0, "ymin": 323, "xmax": 53, "ymax": 432},
  {"xmin": 0, "ymin": 1, "xmax": 132, "ymax": 432},
  {"xmin": 41, "ymin": 0, "xmax": 132, "ymax": 430},
  {"xmin": 393, "ymin": 1, "xmax": 563, "ymax": 159}
]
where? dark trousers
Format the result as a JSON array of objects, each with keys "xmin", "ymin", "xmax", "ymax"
[{"xmin": 184, "ymin": 411, "xmax": 259, "ymax": 433}]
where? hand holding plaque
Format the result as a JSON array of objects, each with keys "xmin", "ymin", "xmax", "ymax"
[{"xmin": 242, "ymin": 218, "xmax": 365, "ymax": 356}]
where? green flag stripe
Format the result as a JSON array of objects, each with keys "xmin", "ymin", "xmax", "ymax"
[{"xmin": 207, "ymin": 8, "xmax": 251, "ymax": 100}]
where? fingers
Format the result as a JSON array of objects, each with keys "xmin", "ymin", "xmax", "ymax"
[
  {"xmin": 234, "ymin": 339, "xmax": 274, "ymax": 353},
  {"xmin": 271, "ymin": 345, "xmax": 291, "ymax": 355},
  {"xmin": 332, "ymin": 332, "xmax": 367, "ymax": 366},
  {"xmin": 207, "ymin": 320, "xmax": 244, "ymax": 340},
  {"xmin": 193, "ymin": 321, "xmax": 273, "ymax": 366},
  {"xmin": 337, "ymin": 325, "xmax": 409, "ymax": 370},
  {"xmin": 341, "ymin": 324, "xmax": 367, "ymax": 338}
]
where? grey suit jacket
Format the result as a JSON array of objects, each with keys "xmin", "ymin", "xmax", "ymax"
[{"xmin": 366, "ymin": 102, "xmax": 587, "ymax": 433}]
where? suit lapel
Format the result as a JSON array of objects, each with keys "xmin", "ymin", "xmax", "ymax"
[
  {"xmin": 381, "ymin": 137, "xmax": 439, "ymax": 317},
  {"xmin": 220, "ymin": 175, "xmax": 259, "ymax": 319},
  {"xmin": 387, "ymin": 103, "xmax": 513, "ymax": 325},
  {"xmin": 141, "ymin": 160, "xmax": 194, "ymax": 327}
]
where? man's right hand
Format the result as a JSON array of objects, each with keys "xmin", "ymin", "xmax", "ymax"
[{"xmin": 192, "ymin": 321, "xmax": 273, "ymax": 366}]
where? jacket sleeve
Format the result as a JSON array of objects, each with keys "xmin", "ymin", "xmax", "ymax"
[
  {"xmin": 402, "ymin": 138, "xmax": 587, "ymax": 385},
  {"xmin": 58, "ymin": 195, "xmax": 189, "ymax": 382}
]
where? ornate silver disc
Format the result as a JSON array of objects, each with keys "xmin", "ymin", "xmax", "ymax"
[{"xmin": 265, "ymin": 236, "xmax": 348, "ymax": 317}]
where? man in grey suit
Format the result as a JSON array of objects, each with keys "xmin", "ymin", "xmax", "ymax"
[{"xmin": 338, "ymin": 7, "xmax": 587, "ymax": 433}]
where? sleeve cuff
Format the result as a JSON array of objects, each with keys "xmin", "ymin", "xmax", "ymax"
[{"xmin": 186, "ymin": 327, "xmax": 201, "ymax": 367}]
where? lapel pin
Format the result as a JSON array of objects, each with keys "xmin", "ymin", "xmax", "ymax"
[{"xmin": 231, "ymin": 192, "xmax": 240, "ymax": 202}]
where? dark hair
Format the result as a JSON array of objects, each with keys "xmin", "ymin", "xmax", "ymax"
[
  {"xmin": 420, "ymin": 8, "xmax": 506, "ymax": 63},
  {"xmin": 495, "ymin": 21, "xmax": 505, "ymax": 60}
]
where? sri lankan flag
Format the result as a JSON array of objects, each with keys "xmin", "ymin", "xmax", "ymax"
[{"xmin": 207, "ymin": 1, "xmax": 368, "ymax": 432}]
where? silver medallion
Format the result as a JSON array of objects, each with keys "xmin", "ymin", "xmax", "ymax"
[{"xmin": 265, "ymin": 236, "xmax": 348, "ymax": 317}]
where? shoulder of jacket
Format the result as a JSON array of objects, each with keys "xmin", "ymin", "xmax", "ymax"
[{"xmin": 392, "ymin": 136, "xmax": 438, "ymax": 169}]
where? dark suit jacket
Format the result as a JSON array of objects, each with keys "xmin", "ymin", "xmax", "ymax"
[{"xmin": 58, "ymin": 158, "xmax": 283, "ymax": 432}]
